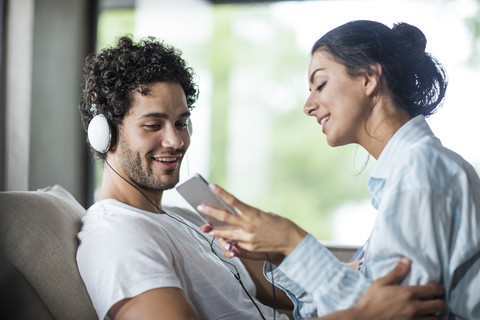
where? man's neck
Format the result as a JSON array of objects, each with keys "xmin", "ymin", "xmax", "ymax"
[{"xmin": 96, "ymin": 163, "xmax": 164, "ymax": 214}]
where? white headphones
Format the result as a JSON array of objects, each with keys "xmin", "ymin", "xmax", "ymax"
[
  {"xmin": 88, "ymin": 114, "xmax": 113, "ymax": 153},
  {"xmin": 87, "ymin": 112, "xmax": 193, "ymax": 154}
]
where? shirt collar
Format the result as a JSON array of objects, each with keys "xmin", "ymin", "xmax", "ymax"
[{"xmin": 367, "ymin": 115, "xmax": 434, "ymax": 208}]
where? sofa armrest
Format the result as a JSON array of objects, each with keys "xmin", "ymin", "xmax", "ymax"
[{"xmin": 0, "ymin": 185, "xmax": 97, "ymax": 320}]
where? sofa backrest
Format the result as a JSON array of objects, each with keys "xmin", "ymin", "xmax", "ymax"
[{"xmin": 0, "ymin": 185, "xmax": 97, "ymax": 320}]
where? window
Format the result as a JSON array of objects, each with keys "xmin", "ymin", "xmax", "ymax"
[{"xmin": 96, "ymin": 0, "xmax": 480, "ymax": 245}]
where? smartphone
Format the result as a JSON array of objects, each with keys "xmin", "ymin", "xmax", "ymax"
[{"xmin": 176, "ymin": 174, "xmax": 239, "ymax": 228}]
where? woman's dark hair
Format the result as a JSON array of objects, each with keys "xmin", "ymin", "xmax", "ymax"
[
  {"xmin": 79, "ymin": 35, "xmax": 199, "ymax": 159},
  {"xmin": 311, "ymin": 20, "xmax": 447, "ymax": 117}
]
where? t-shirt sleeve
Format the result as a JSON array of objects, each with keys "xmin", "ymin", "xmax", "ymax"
[{"xmin": 77, "ymin": 211, "xmax": 183, "ymax": 319}]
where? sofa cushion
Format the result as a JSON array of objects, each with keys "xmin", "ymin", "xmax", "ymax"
[{"xmin": 0, "ymin": 185, "xmax": 97, "ymax": 320}]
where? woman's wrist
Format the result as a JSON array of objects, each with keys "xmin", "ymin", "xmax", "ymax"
[
  {"xmin": 269, "ymin": 253, "xmax": 286, "ymax": 266},
  {"xmin": 283, "ymin": 224, "xmax": 308, "ymax": 256}
]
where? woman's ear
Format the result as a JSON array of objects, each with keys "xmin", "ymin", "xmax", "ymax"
[{"xmin": 364, "ymin": 63, "xmax": 382, "ymax": 96}]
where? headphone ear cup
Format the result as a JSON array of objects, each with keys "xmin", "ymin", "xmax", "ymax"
[
  {"xmin": 187, "ymin": 118, "xmax": 193, "ymax": 137},
  {"xmin": 88, "ymin": 114, "xmax": 113, "ymax": 153}
]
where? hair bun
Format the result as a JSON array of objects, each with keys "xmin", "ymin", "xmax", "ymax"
[{"xmin": 392, "ymin": 22, "xmax": 427, "ymax": 53}]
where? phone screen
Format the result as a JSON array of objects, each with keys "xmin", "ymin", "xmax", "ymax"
[{"xmin": 176, "ymin": 174, "xmax": 238, "ymax": 228}]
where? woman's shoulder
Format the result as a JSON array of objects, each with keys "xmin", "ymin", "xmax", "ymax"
[
  {"xmin": 403, "ymin": 137, "xmax": 467, "ymax": 168},
  {"xmin": 395, "ymin": 138, "xmax": 478, "ymax": 189}
]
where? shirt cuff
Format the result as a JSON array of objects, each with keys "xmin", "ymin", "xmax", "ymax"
[
  {"xmin": 279, "ymin": 234, "xmax": 338, "ymax": 286},
  {"xmin": 277, "ymin": 234, "xmax": 370, "ymax": 313},
  {"xmin": 263, "ymin": 260, "xmax": 315, "ymax": 319},
  {"xmin": 263, "ymin": 235, "xmax": 319, "ymax": 298}
]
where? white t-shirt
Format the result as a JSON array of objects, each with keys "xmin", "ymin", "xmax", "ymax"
[{"xmin": 76, "ymin": 199, "xmax": 287, "ymax": 320}]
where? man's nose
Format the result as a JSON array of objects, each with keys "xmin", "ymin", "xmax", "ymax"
[{"xmin": 162, "ymin": 125, "xmax": 184, "ymax": 149}]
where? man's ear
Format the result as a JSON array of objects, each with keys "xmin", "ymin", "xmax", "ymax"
[{"xmin": 364, "ymin": 63, "xmax": 382, "ymax": 97}]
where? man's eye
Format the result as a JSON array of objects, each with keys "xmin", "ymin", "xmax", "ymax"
[
  {"xmin": 176, "ymin": 122, "xmax": 188, "ymax": 128},
  {"xmin": 144, "ymin": 124, "xmax": 161, "ymax": 130}
]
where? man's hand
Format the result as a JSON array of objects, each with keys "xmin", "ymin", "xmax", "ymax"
[
  {"xmin": 310, "ymin": 258, "xmax": 445, "ymax": 320},
  {"xmin": 350, "ymin": 258, "xmax": 445, "ymax": 320}
]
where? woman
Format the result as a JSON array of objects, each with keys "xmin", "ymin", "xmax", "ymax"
[{"xmin": 198, "ymin": 20, "xmax": 480, "ymax": 319}]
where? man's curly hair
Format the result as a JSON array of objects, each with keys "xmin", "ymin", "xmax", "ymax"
[{"xmin": 79, "ymin": 35, "xmax": 199, "ymax": 159}]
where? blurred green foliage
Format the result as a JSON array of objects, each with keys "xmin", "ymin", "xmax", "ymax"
[
  {"xmin": 466, "ymin": 2, "xmax": 480, "ymax": 65},
  {"xmin": 96, "ymin": 1, "xmax": 478, "ymax": 242},
  {"xmin": 207, "ymin": 7, "xmax": 234, "ymax": 187},
  {"xmin": 95, "ymin": 5, "xmax": 373, "ymax": 241},
  {"xmin": 97, "ymin": 9, "xmax": 135, "ymax": 50},
  {"xmin": 204, "ymin": 5, "xmax": 371, "ymax": 240}
]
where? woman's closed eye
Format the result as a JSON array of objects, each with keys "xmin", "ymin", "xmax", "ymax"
[{"xmin": 316, "ymin": 81, "xmax": 326, "ymax": 92}]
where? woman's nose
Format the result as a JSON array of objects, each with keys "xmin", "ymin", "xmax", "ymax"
[{"xmin": 303, "ymin": 95, "xmax": 317, "ymax": 116}]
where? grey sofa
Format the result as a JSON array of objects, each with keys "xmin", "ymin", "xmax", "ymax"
[{"xmin": 0, "ymin": 185, "xmax": 97, "ymax": 320}]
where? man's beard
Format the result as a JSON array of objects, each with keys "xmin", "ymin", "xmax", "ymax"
[{"xmin": 118, "ymin": 138, "xmax": 183, "ymax": 192}]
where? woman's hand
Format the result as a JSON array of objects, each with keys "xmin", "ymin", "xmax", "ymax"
[
  {"xmin": 197, "ymin": 184, "xmax": 308, "ymax": 258},
  {"xmin": 215, "ymin": 237, "xmax": 285, "ymax": 263}
]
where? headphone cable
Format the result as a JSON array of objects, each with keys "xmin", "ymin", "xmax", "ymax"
[{"xmin": 104, "ymin": 160, "xmax": 268, "ymax": 320}]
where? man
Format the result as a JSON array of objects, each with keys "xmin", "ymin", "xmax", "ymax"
[
  {"xmin": 76, "ymin": 36, "xmax": 444, "ymax": 320},
  {"xmin": 77, "ymin": 35, "xmax": 293, "ymax": 320}
]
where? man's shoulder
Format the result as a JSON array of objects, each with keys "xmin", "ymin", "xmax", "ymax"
[
  {"xmin": 163, "ymin": 205, "xmax": 206, "ymax": 227},
  {"xmin": 79, "ymin": 200, "xmax": 176, "ymax": 249},
  {"xmin": 83, "ymin": 199, "xmax": 157, "ymax": 229},
  {"xmin": 79, "ymin": 201, "xmax": 204, "ymax": 245},
  {"xmin": 77, "ymin": 202, "xmax": 185, "ymax": 267}
]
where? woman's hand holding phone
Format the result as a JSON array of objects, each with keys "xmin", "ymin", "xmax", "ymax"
[
  {"xmin": 196, "ymin": 183, "xmax": 308, "ymax": 262},
  {"xmin": 176, "ymin": 174, "xmax": 239, "ymax": 229}
]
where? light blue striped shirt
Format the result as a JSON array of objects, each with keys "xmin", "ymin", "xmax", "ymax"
[{"xmin": 266, "ymin": 116, "xmax": 480, "ymax": 319}]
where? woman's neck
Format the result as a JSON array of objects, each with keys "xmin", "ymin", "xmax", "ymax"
[{"xmin": 360, "ymin": 100, "xmax": 411, "ymax": 159}]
